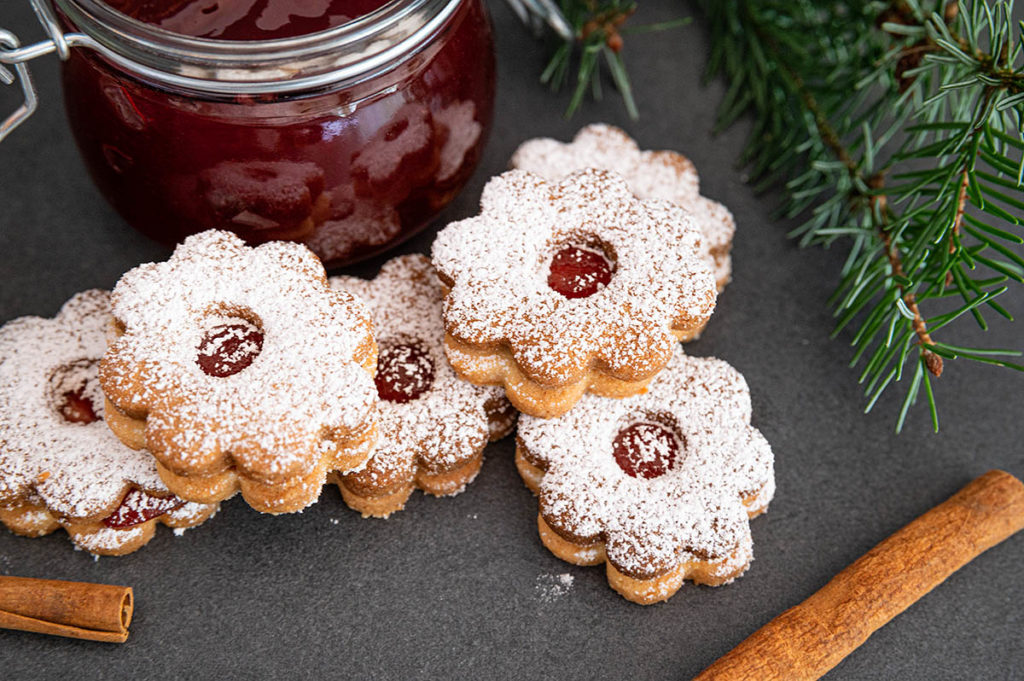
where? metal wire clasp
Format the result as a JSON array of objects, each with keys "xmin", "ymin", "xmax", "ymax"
[
  {"xmin": 0, "ymin": 0, "xmax": 87, "ymax": 142},
  {"xmin": 503, "ymin": 0, "xmax": 573, "ymax": 41}
]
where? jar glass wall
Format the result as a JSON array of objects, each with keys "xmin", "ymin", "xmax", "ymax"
[{"xmin": 54, "ymin": 0, "xmax": 495, "ymax": 266}]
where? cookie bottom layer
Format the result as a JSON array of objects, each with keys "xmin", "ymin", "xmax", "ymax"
[
  {"xmin": 446, "ymin": 335, "xmax": 701, "ymax": 419},
  {"xmin": 104, "ymin": 397, "xmax": 379, "ymax": 514},
  {"xmin": 0, "ymin": 498, "xmax": 218, "ymax": 556},
  {"xmin": 516, "ymin": 447, "xmax": 768, "ymax": 605},
  {"xmin": 333, "ymin": 403, "xmax": 517, "ymax": 519},
  {"xmin": 333, "ymin": 452, "xmax": 485, "ymax": 519}
]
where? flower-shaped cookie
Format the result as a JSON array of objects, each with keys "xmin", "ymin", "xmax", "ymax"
[
  {"xmin": 511, "ymin": 123, "xmax": 735, "ymax": 290},
  {"xmin": 0, "ymin": 290, "xmax": 217, "ymax": 555},
  {"xmin": 99, "ymin": 230, "xmax": 379, "ymax": 514},
  {"xmin": 329, "ymin": 255, "xmax": 515, "ymax": 518},
  {"xmin": 431, "ymin": 168, "xmax": 717, "ymax": 418},
  {"xmin": 515, "ymin": 351, "xmax": 774, "ymax": 604}
]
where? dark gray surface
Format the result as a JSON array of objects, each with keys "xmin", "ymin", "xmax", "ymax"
[{"xmin": 1, "ymin": 2, "xmax": 1022, "ymax": 679}]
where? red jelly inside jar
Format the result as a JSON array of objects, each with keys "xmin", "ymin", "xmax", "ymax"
[
  {"xmin": 103, "ymin": 0, "xmax": 394, "ymax": 41},
  {"xmin": 58, "ymin": 0, "xmax": 496, "ymax": 266}
]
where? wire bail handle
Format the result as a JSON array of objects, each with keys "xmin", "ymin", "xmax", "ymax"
[{"xmin": 0, "ymin": 0, "xmax": 88, "ymax": 142}]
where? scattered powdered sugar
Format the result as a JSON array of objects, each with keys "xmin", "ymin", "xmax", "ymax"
[
  {"xmin": 330, "ymin": 255, "xmax": 510, "ymax": 486},
  {"xmin": 0, "ymin": 290, "xmax": 176, "ymax": 520},
  {"xmin": 100, "ymin": 230, "xmax": 378, "ymax": 482},
  {"xmin": 511, "ymin": 124, "xmax": 735, "ymax": 286},
  {"xmin": 431, "ymin": 169, "xmax": 717, "ymax": 385},
  {"xmin": 517, "ymin": 351, "xmax": 774, "ymax": 578},
  {"xmin": 535, "ymin": 572, "xmax": 575, "ymax": 602}
]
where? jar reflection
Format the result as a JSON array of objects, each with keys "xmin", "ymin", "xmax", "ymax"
[{"xmin": 60, "ymin": 0, "xmax": 495, "ymax": 266}]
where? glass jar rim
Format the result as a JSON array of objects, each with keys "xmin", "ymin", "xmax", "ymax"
[{"xmin": 55, "ymin": 0, "xmax": 462, "ymax": 95}]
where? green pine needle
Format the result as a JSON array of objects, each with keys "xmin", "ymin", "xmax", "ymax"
[
  {"xmin": 540, "ymin": 1, "xmax": 688, "ymax": 119},
  {"xmin": 694, "ymin": 0, "xmax": 1024, "ymax": 432},
  {"xmin": 531, "ymin": 0, "xmax": 1024, "ymax": 432}
]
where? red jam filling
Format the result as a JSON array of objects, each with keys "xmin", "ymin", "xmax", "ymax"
[
  {"xmin": 58, "ymin": 387, "xmax": 99, "ymax": 424},
  {"xmin": 548, "ymin": 246, "xmax": 614, "ymax": 299},
  {"xmin": 196, "ymin": 321, "xmax": 264, "ymax": 377},
  {"xmin": 375, "ymin": 341, "xmax": 434, "ymax": 403},
  {"xmin": 105, "ymin": 0, "xmax": 392, "ymax": 41},
  {"xmin": 60, "ymin": 0, "xmax": 495, "ymax": 266},
  {"xmin": 612, "ymin": 422, "xmax": 680, "ymax": 480},
  {"xmin": 102, "ymin": 488, "xmax": 186, "ymax": 529}
]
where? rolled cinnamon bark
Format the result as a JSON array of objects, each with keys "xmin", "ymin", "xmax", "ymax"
[
  {"xmin": 694, "ymin": 469, "xmax": 1024, "ymax": 681},
  {"xmin": 0, "ymin": 576, "xmax": 133, "ymax": 643}
]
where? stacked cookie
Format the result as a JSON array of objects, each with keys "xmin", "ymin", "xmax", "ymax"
[
  {"xmin": 435, "ymin": 125, "xmax": 774, "ymax": 603},
  {"xmin": 0, "ymin": 124, "xmax": 773, "ymax": 605}
]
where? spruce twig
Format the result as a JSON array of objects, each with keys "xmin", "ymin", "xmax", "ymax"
[
  {"xmin": 539, "ymin": 1, "xmax": 690, "ymax": 118},
  {"xmin": 697, "ymin": 0, "xmax": 1024, "ymax": 431},
  {"xmin": 529, "ymin": 0, "xmax": 1024, "ymax": 431}
]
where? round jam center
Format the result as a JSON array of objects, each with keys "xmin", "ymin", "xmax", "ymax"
[
  {"xmin": 197, "ymin": 321, "xmax": 264, "ymax": 377},
  {"xmin": 102, "ymin": 488, "xmax": 186, "ymax": 529},
  {"xmin": 103, "ymin": 0, "xmax": 392, "ymax": 40},
  {"xmin": 612, "ymin": 422, "xmax": 680, "ymax": 480},
  {"xmin": 547, "ymin": 246, "xmax": 614, "ymax": 299},
  {"xmin": 58, "ymin": 388, "xmax": 99, "ymax": 425},
  {"xmin": 375, "ymin": 341, "xmax": 434, "ymax": 403}
]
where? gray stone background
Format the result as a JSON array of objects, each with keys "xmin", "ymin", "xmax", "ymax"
[{"xmin": 0, "ymin": 1, "xmax": 1021, "ymax": 679}]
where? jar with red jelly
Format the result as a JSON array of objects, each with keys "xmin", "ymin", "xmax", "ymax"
[{"xmin": 1, "ymin": 0, "xmax": 495, "ymax": 266}]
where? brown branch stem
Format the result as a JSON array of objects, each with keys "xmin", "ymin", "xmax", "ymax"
[
  {"xmin": 768, "ymin": 36, "xmax": 943, "ymax": 377},
  {"xmin": 880, "ymin": 218, "xmax": 944, "ymax": 377},
  {"xmin": 950, "ymin": 166, "xmax": 970, "ymax": 255}
]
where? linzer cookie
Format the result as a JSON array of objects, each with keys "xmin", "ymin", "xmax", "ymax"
[
  {"xmin": 99, "ymin": 230, "xmax": 379, "ymax": 514},
  {"xmin": 511, "ymin": 123, "xmax": 735, "ymax": 290},
  {"xmin": 515, "ymin": 352, "xmax": 774, "ymax": 604},
  {"xmin": 0, "ymin": 290, "xmax": 217, "ymax": 556},
  {"xmin": 329, "ymin": 255, "xmax": 515, "ymax": 518},
  {"xmin": 431, "ymin": 168, "xmax": 717, "ymax": 418}
]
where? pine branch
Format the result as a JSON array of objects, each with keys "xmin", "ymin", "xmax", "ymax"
[
  {"xmin": 698, "ymin": 0, "xmax": 1024, "ymax": 432},
  {"xmin": 539, "ymin": 1, "xmax": 690, "ymax": 118},
  {"xmin": 527, "ymin": 0, "xmax": 1023, "ymax": 431}
]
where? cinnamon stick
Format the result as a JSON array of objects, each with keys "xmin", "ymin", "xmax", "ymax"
[
  {"xmin": 694, "ymin": 469, "xmax": 1024, "ymax": 681},
  {"xmin": 0, "ymin": 576, "xmax": 133, "ymax": 643}
]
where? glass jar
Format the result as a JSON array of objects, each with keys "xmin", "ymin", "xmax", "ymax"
[{"xmin": 4, "ymin": 0, "xmax": 495, "ymax": 266}]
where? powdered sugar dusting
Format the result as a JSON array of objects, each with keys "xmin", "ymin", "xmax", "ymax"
[
  {"xmin": 517, "ymin": 351, "xmax": 774, "ymax": 578},
  {"xmin": 100, "ymin": 230, "xmax": 377, "ymax": 481},
  {"xmin": 511, "ymin": 124, "xmax": 735, "ymax": 286},
  {"xmin": 432, "ymin": 169, "xmax": 717, "ymax": 385},
  {"xmin": 0, "ymin": 291, "xmax": 189, "ymax": 520},
  {"xmin": 72, "ymin": 524, "xmax": 147, "ymax": 553},
  {"xmin": 535, "ymin": 572, "xmax": 575, "ymax": 602},
  {"xmin": 330, "ymin": 255, "xmax": 510, "ymax": 485}
]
